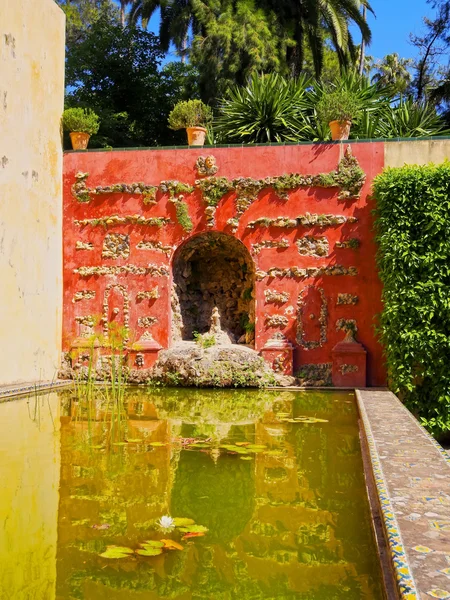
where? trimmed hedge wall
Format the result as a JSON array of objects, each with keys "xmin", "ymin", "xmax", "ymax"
[{"xmin": 373, "ymin": 162, "xmax": 450, "ymax": 439}]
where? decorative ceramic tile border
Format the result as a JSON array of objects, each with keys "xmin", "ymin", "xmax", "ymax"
[
  {"xmin": 356, "ymin": 391, "xmax": 419, "ymax": 600},
  {"xmin": 0, "ymin": 380, "xmax": 71, "ymax": 401}
]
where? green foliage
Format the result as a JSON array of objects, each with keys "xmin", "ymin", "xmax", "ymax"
[
  {"xmin": 62, "ymin": 107, "xmax": 100, "ymax": 135},
  {"xmin": 168, "ymin": 99, "xmax": 213, "ymax": 130},
  {"xmin": 195, "ymin": 177, "xmax": 233, "ymax": 206},
  {"xmin": 189, "ymin": 0, "xmax": 288, "ymax": 103},
  {"xmin": 374, "ymin": 97, "xmax": 449, "ymax": 138},
  {"xmin": 316, "ymin": 88, "xmax": 361, "ymax": 124},
  {"xmin": 216, "ymin": 71, "xmax": 449, "ymax": 142},
  {"xmin": 371, "ymin": 53, "xmax": 413, "ymax": 95},
  {"xmin": 193, "ymin": 331, "xmax": 216, "ymax": 348},
  {"xmin": 65, "ymin": 18, "xmax": 200, "ymax": 148},
  {"xmin": 130, "ymin": 0, "xmax": 373, "ymax": 101},
  {"xmin": 215, "ymin": 72, "xmax": 312, "ymax": 143},
  {"xmin": 55, "ymin": 0, "xmax": 118, "ymax": 47},
  {"xmin": 174, "ymin": 201, "xmax": 194, "ymax": 233},
  {"xmin": 373, "ymin": 162, "xmax": 450, "ymax": 438}
]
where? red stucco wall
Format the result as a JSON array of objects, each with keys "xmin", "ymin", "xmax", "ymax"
[{"xmin": 63, "ymin": 142, "xmax": 386, "ymax": 386}]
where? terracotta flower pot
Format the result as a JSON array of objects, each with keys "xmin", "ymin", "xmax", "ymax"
[
  {"xmin": 329, "ymin": 120, "xmax": 351, "ymax": 141},
  {"xmin": 70, "ymin": 131, "xmax": 91, "ymax": 150},
  {"xmin": 186, "ymin": 126, "xmax": 207, "ymax": 147}
]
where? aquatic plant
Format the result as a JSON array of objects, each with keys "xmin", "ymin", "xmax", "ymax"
[{"xmin": 158, "ymin": 515, "xmax": 175, "ymax": 531}]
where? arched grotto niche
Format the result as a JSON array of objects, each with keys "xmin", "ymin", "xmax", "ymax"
[{"xmin": 172, "ymin": 232, "xmax": 255, "ymax": 344}]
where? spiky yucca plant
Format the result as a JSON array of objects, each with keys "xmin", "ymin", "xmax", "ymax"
[{"xmin": 215, "ymin": 72, "xmax": 313, "ymax": 143}]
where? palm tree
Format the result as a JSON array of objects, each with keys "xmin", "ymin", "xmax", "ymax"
[
  {"xmin": 129, "ymin": 0, "xmax": 197, "ymax": 56},
  {"xmin": 129, "ymin": 0, "xmax": 373, "ymax": 77},
  {"xmin": 372, "ymin": 53, "xmax": 413, "ymax": 94},
  {"xmin": 119, "ymin": 0, "xmax": 132, "ymax": 26},
  {"xmin": 263, "ymin": 0, "xmax": 373, "ymax": 77}
]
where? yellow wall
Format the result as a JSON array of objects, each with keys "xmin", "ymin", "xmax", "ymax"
[
  {"xmin": 0, "ymin": 0, "xmax": 65, "ymax": 384},
  {"xmin": 0, "ymin": 394, "xmax": 61, "ymax": 599},
  {"xmin": 384, "ymin": 138, "xmax": 450, "ymax": 168}
]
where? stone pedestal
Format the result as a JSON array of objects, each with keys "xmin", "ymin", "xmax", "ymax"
[
  {"xmin": 331, "ymin": 340, "xmax": 367, "ymax": 387},
  {"xmin": 129, "ymin": 333, "xmax": 162, "ymax": 369},
  {"xmin": 260, "ymin": 334, "xmax": 294, "ymax": 376}
]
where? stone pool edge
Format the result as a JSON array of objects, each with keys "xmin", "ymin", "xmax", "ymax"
[
  {"xmin": 356, "ymin": 389, "xmax": 450, "ymax": 600},
  {"xmin": 0, "ymin": 380, "xmax": 72, "ymax": 401},
  {"xmin": 356, "ymin": 389, "xmax": 417, "ymax": 599}
]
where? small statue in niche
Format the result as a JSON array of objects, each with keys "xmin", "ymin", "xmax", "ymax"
[
  {"xmin": 195, "ymin": 155, "xmax": 218, "ymax": 177},
  {"xmin": 208, "ymin": 306, "xmax": 234, "ymax": 345},
  {"xmin": 209, "ymin": 307, "xmax": 222, "ymax": 335}
]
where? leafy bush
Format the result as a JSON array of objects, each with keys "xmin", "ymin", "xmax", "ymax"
[
  {"xmin": 373, "ymin": 162, "xmax": 450, "ymax": 439},
  {"xmin": 62, "ymin": 107, "xmax": 100, "ymax": 135},
  {"xmin": 316, "ymin": 88, "xmax": 361, "ymax": 124},
  {"xmin": 168, "ymin": 100, "xmax": 212, "ymax": 130},
  {"xmin": 193, "ymin": 331, "xmax": 216, "ymax": 348}
]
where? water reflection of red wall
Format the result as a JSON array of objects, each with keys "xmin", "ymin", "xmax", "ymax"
[{"xmin": 63, "ymin": 143, "xmax": 386, "ymax": 386}]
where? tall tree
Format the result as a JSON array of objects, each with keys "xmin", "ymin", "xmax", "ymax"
[
  {"xmin": 246, "ymin": 0, "xmax": 373, "ymax": 77},
  {"xmin": 55, "ymin": 0, "xmax": 118, "ymax": 45},
  {"xmin": 372, "ymin": 53, "xmax": 413, "ymax": 94},
  {"xmin": 410, "ymin": 0, "xmax": 450, "ymax": 101},
  {"xmin": 189, "ymin": 0, "xmax": 287, "ymax": 102},
  {"xmin": 129, "ymin": 0, "xmax": 373, "ymax": 84},
  {"xmin": 129, "ymin": 0, "xmax": 197, "ymax": 55},
  {"xmin": 65, "ymin": 18, "xmax": 200, "ymax": 147}
]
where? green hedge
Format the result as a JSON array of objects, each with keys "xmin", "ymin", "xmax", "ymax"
[{"xmin": 373, "ymin": 162, "xmax": 450, "ymax": 439}]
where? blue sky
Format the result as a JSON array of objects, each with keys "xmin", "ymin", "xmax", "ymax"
[
  {"xmin": 122, "ymin": 0, "xmax": 437, "ymax": 63},
  {"xmin": 352, "ymin": 0, "xmax": 433, "ymax": 61}
]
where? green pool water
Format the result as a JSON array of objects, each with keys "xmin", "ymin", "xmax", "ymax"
[{"xmin": 0, "ymin": 387, "xmax": 385, "ymax": 600}]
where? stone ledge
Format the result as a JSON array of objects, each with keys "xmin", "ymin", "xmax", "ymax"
[
  {"xmin": 0, "ymin": 380, "xmax": 72, "ymax": 402},
  {"xmin": 356, "ymin": 389, "xmax": 450, "ymax": 600}
]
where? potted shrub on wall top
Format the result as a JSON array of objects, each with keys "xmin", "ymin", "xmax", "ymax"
[
  {"xmin": 62, "ymin": 108, "xmax": 100, "ymax": 150},
  {"xmin": 316, "ymin": 89, "xmax": 361, "ymax": 141},
  {"xmin": 168, "ymin": 100, "xmax": 213, "ymax": 146}
]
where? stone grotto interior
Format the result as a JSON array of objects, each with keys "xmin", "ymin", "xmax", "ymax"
[{"xmin": 171, "ymin": 232, "xmax": 255, "ymax": 345}]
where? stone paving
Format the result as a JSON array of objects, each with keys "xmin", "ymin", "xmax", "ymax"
[{"xmin": 357, "ymin": 390, "xmax": 450, "ymax": 600}]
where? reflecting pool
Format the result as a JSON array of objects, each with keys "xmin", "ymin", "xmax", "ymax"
[{"xmin": 0, "ymin": 388, "xmax": 385, "ymax": 599}]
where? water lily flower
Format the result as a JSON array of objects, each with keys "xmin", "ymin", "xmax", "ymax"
[{"xmin": 158, "ymin": 515, "xmax": 175, "ymax": 531}]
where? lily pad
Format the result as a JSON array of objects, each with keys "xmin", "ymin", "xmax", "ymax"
[
  {"xmin": 126, "ymin": 438, "xmax": 143, "ymax": 443},
  {"xmin": 240, "ymin": 456, "xmax": 253, "ymax": 461},
  {"xmin": 91, "ymin": 445, "xmax": 104, "ymax": 449},
  {"xmin": 266, "ymin": 449, "xmax": 285, "ymax": 457},
  {"xmin": 235, "ymin": 442, "xmax": 250, "ymax": 447},
  {"xmin": 100, "ymin": 545, "xmax": 134, "ymax": 559},
  {"xmin": 173, "ymin": 518, "xmax": 195, "ymax": 527},
  {"xmin": 281, "ymin": 416, "xmax": 328, "ymax": 424},
  {"xmin": 182, "ymin": 531, "xmax": 205, "ymax": 540},
  {"xmin": 178, "ymin": 525, "xmax": 208, "ymax": 534},
  {"xmin": 112, "ymin": 442, "xmax": 127, "ymax": 446},
  {"xmin": 161, "ymin": 539, "xmax": 183, "ymax": 550},
  {"xmin": 141, "ymin": 540, "xmax": 165, "ymax": 548},
  {"xmin": 135, "ymin": 547, "xmax": 163, "ymax": 557},
  {"xmin": 188, "ymin": 443, "xmax": 211, "ymax": 448},
  {"xmin": 149, "ymin": 442, "xmax": 166, "ymax": 447},
  {"xmin": 220, "ymin": 445, "xmax": 249, "ymax": 454}
]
